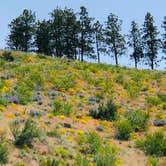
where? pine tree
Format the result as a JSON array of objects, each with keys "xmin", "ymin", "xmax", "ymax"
[
  {"xmin": 128, "ymin": 21, "xmax": 144, "ymax": 68},
  {"xmin": 7, "ymin": 9, "xmax": 36, "ymax": 52},
  {"xmin": 161, "ymin": 16, "xmax": 166, "ymax": 55},
  {"xmin": 63, "ymin": 8, "xmax": 79, "ymax": 59},
  {"xmin": 105, "ymin": 13, "xmax": 126, "ymax": 65},
  {"xmin": 79, "ymin": 6, "xmax": 94, "ymax": 61},
  {"xmin": 142, "ymin": 12, "xmax": 160, "ymax": 70},
  {"xmin": 93, "ymin": 20, "xmax": 106, "ymax": 63},
  {"xmin": 35, "ymin": 20, "xmax": 52, "ymax": 55},
  {"xmin": 50, "ymin": 8, "xmax": 65, "ymax": 57}
]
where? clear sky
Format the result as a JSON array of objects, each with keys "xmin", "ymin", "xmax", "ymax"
[{"xmin": 1, "ymin": 0, "xmax": 166, "ymax": 69}]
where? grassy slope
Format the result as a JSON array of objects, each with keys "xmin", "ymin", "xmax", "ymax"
[{"xmin": 0, "ymin": 51, "xmax": 166, "ymax": 165}]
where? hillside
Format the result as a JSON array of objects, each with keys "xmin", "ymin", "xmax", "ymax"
[{"xmin": 0, "ymin": 51, "xmax": 166, "ymax": 166}]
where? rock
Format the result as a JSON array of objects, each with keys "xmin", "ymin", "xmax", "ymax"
[
  {"xmin": 63, "ymin": 123, "xmax": 72, "ymax": 128},
  {"xmin": 13, "ymin": 112, "xmax": 19, "ymax": 116},
  {"xmin": 44, "ymin": 120, "xmax": 51, "ymax": 125},
  {"xmin": 38, "ymin": 100, "xmax": 43, "ymax": 105},
  {"xmin": 96, "ymin": 125, "xmax": 104, "ymax": 131},
  {"xmin": 8, "ymin": 95, "xmax": 19, "ymax": 104},
  {"xmin": 153, "ymin": 120, "xmax": 165, "ymax": 126},
  {"xmin": 33, "ymin": 95, "xmax": 42, "ymax": 101},
  {"xmin": 76, "ymin": 114, "xmax": 82, "ymax": 119},
  {"xmin": 48, "ymin": 102, "xmax": 53, "ymax": 107},
  {"xmin": 88, "ymin": 96, "xmax": 96, "ymax": 102},
  {"xmin": 17, "ymin": 118, "xmax": 25, "ymax": 123},
  {"xmin": 29, "ymin": 110, "xmax": 42, "ymax": 117}
]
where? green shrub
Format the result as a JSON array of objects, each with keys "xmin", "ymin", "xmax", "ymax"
[
  {"xmin": 136, "ymin": 130, "xmax": 166, "ymax": 156},
  {"xmin": 145, "ymin": 96, "xmax": 161, "ymax": 106},
  {"xmin": 1, "ymin": 51, "xmax": 14, "ymax": 62},
  {"xmin": 77, "ymin": 131, "xmax": 102, "ymax": 154},
  {"xmin": 95, "ymin": 144, "xmax": 117, "ymax": 166},
  {"xmin": 39, "ymin": 157, "xmax": 59, "ymax": 166},
  {"xmin": 73, "ymin": 154, "xmax": 89, "ymax": 166},
  {"xmin": 47, "ymin": 126, "xmax": 61, "ymax": 138},
  {"xmin": 89, "ymin": 99, "xmax": 118, "ymax": 120},
  {"xmin": 86, "ymin": 131, "xmax": 102, "ymax": 154},
  {"xmin": 14, "ymin": 162, "xmax": 26, "ymax": 166},
  {"xmin": 125, "ymin": 109, "xmax": 149, "ymax": 131},
  {"xmin": 10, "ymin": 119, "xmax": 41, "ymax": 147},
  {"xmin": 0, "ymin": 136, "xmax": 9, "ymax": 164},
  {"xmin": 115, "ymin": 121, "xmax": 133, "ymax": 140},
  {"xmin": 52, "ymin": 101, "xmax": 72, "ymax": 116},
  {"xmin": 157, "ymin": 92, "xmax": 166, "ymax": 102},
  {"xmin": 37, "ymin": 53, "xmax": 46, "ymax": 59}
]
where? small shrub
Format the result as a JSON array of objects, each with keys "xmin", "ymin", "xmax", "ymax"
[
  {"xmin": 77, "ymin": 131, "xmax": 102, "ymax": 154},
  {"xmin": 39, "ymin": 157, "xmax": 59, "ymax": 166},
  {"xmin": 14, "ymin": 162, "xmax": 26, "ymax": 166},
  {"xmin": 89, "ymin": 99, "xmax": 118, "ymax": 120},
  {"xmin": 95, "ymin": 144, "xmax": 117, "ymax": 166},
  {"xmin": 136, "ymin": 130, "xmax": 166, "ymax": 156},
  {"xmin": 47, "ymin": 126, "xmax": 61, "ymax": 138},
  {"xmin": 1, "ymin": 51, "xmax": 14, "ymax": 62},
  {"xmin": 73, "ymin": 154, "xmax": 89, "ymax": 166},
  {"xmin": 0, "ymin": 136, "xmax": 8, "ymax": 164},
  {"xmin": 126, "ymin": 109, "xmax": 149, "ymax": 131},
  {"xmin": 10, "ymin": 119, "xmax": 41, "ymax": 147},
  {"xmin": 145, "ymin": 96, "xmax": 161, "ymax": 106},
  {"xmin": 157, "ymin": 92, "xmax": 166, "ymax": 102},
  {"xmin": 115, "ymin": 121, "xmax": 133, "ymax": 140},
  {"xmin": 86, "ymin": 131, "xmax": 102, "ymax": 154},
  {"xmin": 37, "ymin": 53, "xmax": 46, "ymax": 59},
  {"xmin": 52, "ymin": 101, "xmax": 72, "ymax": 116}
]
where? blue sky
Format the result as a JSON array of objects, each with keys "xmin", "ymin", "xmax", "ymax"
[{"xmin": 1, "ymin": 0, "xmax": 166, "ymax": 69}]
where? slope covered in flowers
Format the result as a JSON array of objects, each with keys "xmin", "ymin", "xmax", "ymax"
[{"xmin": 0, "ymin": 51, "xmax": 166, "ymax": 165}]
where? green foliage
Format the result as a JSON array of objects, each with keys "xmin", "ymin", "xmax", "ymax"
[
  {"xmin": 136, "ymin": 130, "xmax": 166, "ymax": 156},
  {"xmin": 0, "ymin": 136, "xmax": 9, "ymax": 164},
  {"xmin": 105, "ymin": 13, "xmax": 126, "ymax": 65},
  {"xmin": 1, "ymin": 51, "xmax": 14, "ymax": 62},
  {"xmin": 13, "ymin": 162, "xmax": 26, "ymax": 166},
  {"xmin": 142, "ymin": 12, "xmax": 160, "ymax": 70},
  {"xmin": 86, "ymin": 131, "xmax": 102, "ymax": 154},
  {"xmin": 39, "ymin": 157, "xmax": 59, "ymax": 166},
  {"xmin": 125, "ymin": 109, "xmax": 149, "ymax": 131},
  {"xmin": 148, "ymin": 156, "xmax": 159, "ymax": 166},
  {"xmin": 8, "ymin": 9, "xmax": 36, "ymax": 51},
  {"xmin": 89, "ymin": 99, "xmax": 118, "ymax": 120},
  {"xmin": 95, "ymin": 144, "xmax": 117, "ymax": 166},
  {"xmin": 157, "ymin": 92, "xmax": 166, "ymax": 102},
  {"xmin": 145, "ymin": 96, "xmax": 161, "ymax": 106},
  {"xmin": 52, "ymin": 100, "xmax": 72, "ymax": 116},
  {"xmin": 47, "ymin": 126, "xmax": 61, "ymax": 138},
  {"xmin": 115, "ymin": 120, "xmax": 133, "ymax": 140},
  {"xmin": 10, "ymin": 119, "xmax": 41, "ymax": 147},
  {"xmin": 77, "ymin": 131, "xmax": 102, "ymax": 154},
  {"xmin": 73, "ymin": 154, "xmax": 89, "ymax": 166}
]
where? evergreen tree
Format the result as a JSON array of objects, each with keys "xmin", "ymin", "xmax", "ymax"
[
  {"xmin": 50, "ymin": 8, "xmax": 65, "ymax": 57},
  {"xmin": 161, "ymin": 16, "xmax": 166, "ymax": 55},
  {"xmin": 93, "ymin": 20, "xmax": 106, "ymax": 63},
  {"xmin": 79, "ymin": 6, "xmax": 94, "ymax": 61},
  {"xmin": 128, "ymin": 21, "xmax": 144, "ymax": 68},
  {"xmin": 105, "ymin": 13, "xmax": 126, "ymax": 65},
  {"xmin": 63, "ymin": 8, "xmax": 79, "ymax": 59},
  {"xmin": 142, "ymin": 12, "xmax": 160, "ymax": 70},
  {"xmin": 35, "ymin": 20, "xmax": 52, "ymax": 55},
  {"xmin": 7, "ymin": 9, "xmax": 36, "ymax": 52}
]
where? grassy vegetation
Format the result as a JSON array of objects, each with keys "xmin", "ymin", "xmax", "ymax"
[{"xmin": 0, "ymin": 50, "xmax": 166, "ymax": 165}]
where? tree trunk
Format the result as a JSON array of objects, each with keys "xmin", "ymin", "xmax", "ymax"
[
  {"xmin": 113, "ymin": 42, "xmax": 118, "ymax": 65},
  {"xmin": 151, "ymin": 59, "xmax": 154, "ymax": 70},
  {"xmin": 96, "ymin": 37, "xmax": 100, "ymax": 63},
  {"xmin": 134, "ymin": 57, "xmax": 138, "ymax": 69}
]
